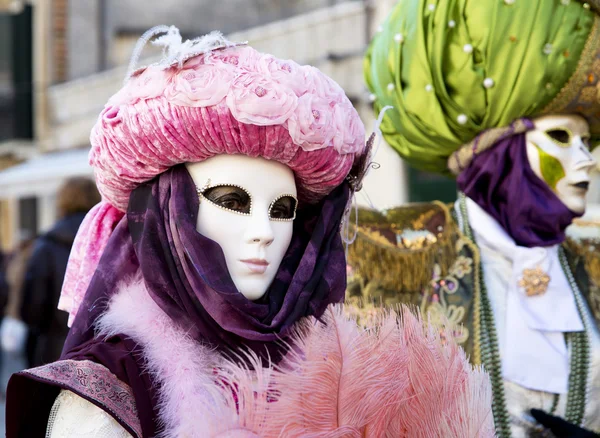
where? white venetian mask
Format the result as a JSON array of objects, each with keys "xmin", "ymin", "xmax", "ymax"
[
  {"xmin": 526, "ymin": 115, "xmax": 597, "ymax": 214},
  {"xmin": 185, "ymin": 155, "xmax": 297, "ymax": 301}
]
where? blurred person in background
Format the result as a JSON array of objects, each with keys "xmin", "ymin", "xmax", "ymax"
[
  {"xmin": 0, "ymin": 232, "xmax": 36, "ymax": 382},
  {"xmin": 20, "ymin": 177, "xmax": 100, "ymax": 367}
]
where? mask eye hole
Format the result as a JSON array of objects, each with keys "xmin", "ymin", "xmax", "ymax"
[
  {"xmin": 269, "ymin": 195, "xmax": 298, "ymax": 221},
  {"xmin": 200, "ymin": 185, "xmax": 252, "ymax": 215},
  {"xmin": 544, "ymin": 128, "xmax": 572, "ymax": 147}
]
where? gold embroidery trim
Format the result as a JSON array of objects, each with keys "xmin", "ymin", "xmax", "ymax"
[
  {"xmin": 448, "ymin": 119, "xmax": 530, "ymax": 175},
  {"xmin": 347, "ymin": 201, "xmax": 456, "ymax": 293},
  {"xmin": 423, "ymin": 251, "xmax": 474, "ymax": 346},
  {"xmin": 460, "ymin": 236, "xmax": 482, "ymax": 366},
  {"xmin": 542, "ymin": 15, "xmax": 600, "ymax": 115}
]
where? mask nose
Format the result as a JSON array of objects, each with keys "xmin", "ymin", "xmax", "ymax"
[
  {"xmin": 573, "ymin": 138, "xmax": 597, "ymax": 172},
  {"xmin": 244, "ymin": 208, "xmax": 274, "ymax": 247}
]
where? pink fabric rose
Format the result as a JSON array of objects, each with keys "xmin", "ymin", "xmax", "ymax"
[
  {"xmin": 166, "ymin": 63, "xmax": 233, "ymax": 107},
  {"xmin": 334, "ymin": 102, "xmax": 365, "ymax": 154},
  {"xmin": 226, "ymin": 71, "xmax": 298, "ymax": 126},
  {"xmin": 305, "ymin": 66, "xmax": 346, "ymax": 105},
  {"xmin": 108, "ymin": 67, "xmax": 171, "ymax": 106},
  {"xmin": 206, "ymin": 46, "xmax": 261, "ymax": 71},
  {"xmin": 258, "ymin": 55, "xmax": 310, "ymax": 96},
  {"xmin": 287, "ymin": 93, "xmax": 336, "ymax": 151}
]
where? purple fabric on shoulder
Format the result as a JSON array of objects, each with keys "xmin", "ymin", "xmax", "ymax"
[{"xmin": 6, "ymin": 357, "xmax": 142, "ymax": 438}]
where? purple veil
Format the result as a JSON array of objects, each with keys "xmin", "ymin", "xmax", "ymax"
[{"xmin": 457, "ymin": 120, "xmax": 581, "ymax": 247}]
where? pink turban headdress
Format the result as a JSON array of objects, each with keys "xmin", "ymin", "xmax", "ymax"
[{"xmin": 59, "ymin": 26, "xmax": 367, "ymax": 325}]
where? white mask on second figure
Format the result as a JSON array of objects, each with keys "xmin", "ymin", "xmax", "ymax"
[
  {"xmin": 526, "ymin": 115, "xmax": 597, "ymax": 214},
  {"xmin": 186, "ymin": 155, "xmax": 297, "ymax": 301}
]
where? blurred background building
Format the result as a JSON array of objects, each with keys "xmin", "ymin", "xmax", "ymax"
[
  {"xmin": 0, "ymin": 0, "xmax": 599, "ymax": 249},
  {"xmin": 0, "ymin": 0, "xmax": 415, "ymax": 253}
]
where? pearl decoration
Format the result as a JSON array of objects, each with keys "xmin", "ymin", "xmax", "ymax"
[
  {"xmin": 583, "ymin": 2, "xmax": 590, "ymax": 9},
  {"xmin": 483, "ymin": 78, "xmax": 494, "ymax": 88},
  {"xmin": 543, "ymin": 43, "xmax": 553, "ymax": 55},
  {"xmin": 463, "ymin": 44, "xmax": 473, "ymax": 54},
  {"xmin": 368, "ymin": 93, "xmax": 376, "ymax": 102},
  {"xmin": 394, "ymin": 33, "xmax": 404, "ymax": 43},
  {"xmin": 457, "ymin": 114, "xmax": 468, "ymax": 125},
  {"xmin": 428, "ymin": 4, "xmax": 436, "ymax": 11},
  {"xmin": 425, "ymin": 84, "xmax": 433, "ymax": 92},
  {"xmin": 387, "ymin": 83, "xmax": 395, "ymax": 91},
  {"xmin": 448, "ymin": 20, "xmax": 456, "ymax": 28}
]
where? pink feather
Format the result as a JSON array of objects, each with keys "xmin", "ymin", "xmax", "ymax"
[
  {"xmin": 217, "ymin": 305, "xmax": 495, "ymax": 438},
  {"xmin": 100, "ymin": 279, "xmax": 494, "ymax": 437}
]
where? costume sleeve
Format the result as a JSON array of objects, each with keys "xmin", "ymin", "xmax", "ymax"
[{"xmin": 47, "ymin": 390, "xmax": 133, "ymax": 438}]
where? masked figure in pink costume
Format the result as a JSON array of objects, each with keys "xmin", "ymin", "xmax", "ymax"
[{"xmin": 6, "ymin": 27, "xmax": 494, "ymax": 437}]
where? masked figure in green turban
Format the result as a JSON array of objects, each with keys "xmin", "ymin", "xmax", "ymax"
[{"xmin": 354, "ymin": 0, "xmax": 600, "ymax": 436}]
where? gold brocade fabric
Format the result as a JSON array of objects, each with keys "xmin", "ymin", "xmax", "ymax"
[
  {"xmin": 346, "ymin": 202, "xmax": 458, "ymax": 295},
  {"xmin": 345, "ymin": 203, "xmax": 600, "ymax": 367},
  {"xmin": 541, "ymin": 15, "xmax": 600, "ymax": 140},
  {"xmin": 565, "ymin": 237, "xmax": 600, "ymax": 324}
]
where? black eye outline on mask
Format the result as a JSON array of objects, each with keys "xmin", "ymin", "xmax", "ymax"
[
  {"xmin": 543, "ymin": 127, "xmax": 573, "ymax": 148},
  {"xmin": 268, "ymin": 194, "xmax": 298, "ymax": 222},
  {"xmin": 197, "ymin": 183, "xmax": 252, "ymax": 216}
]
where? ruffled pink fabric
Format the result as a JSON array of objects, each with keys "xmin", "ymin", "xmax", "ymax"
[
  {"xmin": 59, "ymin": 202, "xmax": 124, "ymax": 326},
  {"xmin": 95, "ymin": 45, "xmax": 365, "ymax": 211},
  {"xmin": 61, "ymin": 44, "xmax": 365, "ymax": 324}
]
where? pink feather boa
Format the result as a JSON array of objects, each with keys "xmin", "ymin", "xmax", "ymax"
[{"xmin": 95, "ymin": 275, "xmax": 496, "ymax": 437}]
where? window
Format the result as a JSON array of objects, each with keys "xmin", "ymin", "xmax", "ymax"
[
  {"xmin": 19, "ymin": 196, "xmax": 38, "ymax": 238},
  {"xmin": 408, "ymin": 167, "xmax": 457, "ymax": 203}
]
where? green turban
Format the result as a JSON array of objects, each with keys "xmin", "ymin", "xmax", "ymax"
[{"xmin": 365, "ymin": 0, "xmax": 600, "ymax": 175}]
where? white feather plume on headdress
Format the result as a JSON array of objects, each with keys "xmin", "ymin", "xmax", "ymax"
[{"xmin": 125, "ymin": 25, "xmax": 246, "ymax": 83}]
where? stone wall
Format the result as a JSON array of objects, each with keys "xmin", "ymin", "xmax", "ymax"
[
  {"xmin": 66, "ymin": 0, "xmax": 101, "ymax": 80},
  {"xmin": 110, "ymin": 0, "xmax": 349, "ymax": 35}
]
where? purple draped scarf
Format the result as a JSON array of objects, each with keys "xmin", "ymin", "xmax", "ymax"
[
  {"xmin": 60, "ymin": 165, "xmax": 350, "ymax": 435},
  {"xmin": 457, "ymin": 119, "xmax": 581, "ymax": 247}
]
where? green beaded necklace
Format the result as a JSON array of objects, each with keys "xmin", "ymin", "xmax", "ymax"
[{"xmin": 457, "ymin": 193, "xmax": 590, "ymax": 438}]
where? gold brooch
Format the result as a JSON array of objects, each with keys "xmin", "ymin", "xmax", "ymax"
[{"xmin": 518, "ymin": 266, "xmax": 550, "ymax": 297}]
